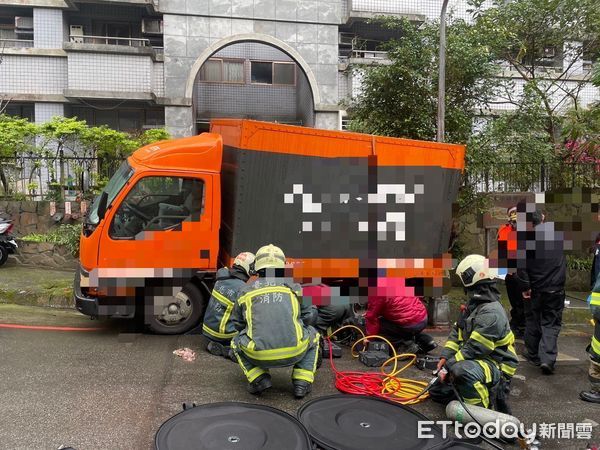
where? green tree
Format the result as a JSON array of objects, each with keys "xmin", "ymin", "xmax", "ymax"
[
  {"xmin": 470, "ymin": 0, "xmax": 600, "ymax": 144},
  {"xmin": 135, "ymin": 128, "xmax": 171, "ymax": 147},
  {"xmin": 39, "ymin": 117, "xmax": 89, "ymax": 199},
  {"xmin": 0, "ymin": 115, "xmax": 38, "ymax": 195},
  {"xmin": 347, "ymin": 17, "xmax": 499, "ymax": 143}
]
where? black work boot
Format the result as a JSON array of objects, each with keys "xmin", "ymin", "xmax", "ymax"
[
  {"xmin": 247, "ymin": 374, "xmax": 272, "ymax": 395},
  {"xmin": 293, "ymin": 380, "xmax": 312, "ymax": 399},
  {"xmin": 540, "ymin": 363, "xmax": 554, "ymax": 375},
  {"xmin": 206, "ymin": 341, "xmax": 224, "ymax": 356},
  {"xmin": 579, "ymin": 389, "xmax": 600, "ymax": 404}
]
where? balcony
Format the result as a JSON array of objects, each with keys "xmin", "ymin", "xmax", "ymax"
[
  {"xmin": 0, "ymin": 38, "xmax": 33, "ymax": 49},
  {"xmin": 344, "ymin": 0, "xmax": 425, "ymax": 22},
  {"xmin": 65, "ymin": 34, "xmax": 163, "ymax": 61}
]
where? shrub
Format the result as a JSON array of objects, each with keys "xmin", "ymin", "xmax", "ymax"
[{"xmin": 21, "ymin": 223, "xmax": 82, "ymax": 256}]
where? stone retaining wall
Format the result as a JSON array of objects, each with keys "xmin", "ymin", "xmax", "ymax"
[
  {"xmin": 0, "ymin": 200, "xmax": 85, "ymax": 237},
  {"xmin": 11, "ymin": 240, "xmax": 78, "ymax": 270}
]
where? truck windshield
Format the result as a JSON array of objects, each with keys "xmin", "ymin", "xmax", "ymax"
[{"xmin": 87, "ymin": 161, "xmax": 134, "ymax": 225}]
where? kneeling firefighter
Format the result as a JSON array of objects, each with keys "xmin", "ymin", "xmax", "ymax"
[
  {"xmin": 202, "ymin": 252, "xmax": 255, "ymax": 357},
  {"xmin": 230, "ymin": 244, "xmax": 321, "ymax": 399},
  {"xmin": 430, "ymin": 255, "xmax": 519, "ymax": 412}
]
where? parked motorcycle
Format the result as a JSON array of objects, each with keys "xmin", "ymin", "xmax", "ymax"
[{"xmin": 0, "ymin": 218, "xmax": 17, "ymax": 266}]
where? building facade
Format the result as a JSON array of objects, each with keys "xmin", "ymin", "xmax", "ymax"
[{"xmin": 0, "ymin": 0, "xmax": 598, "ymax": 137}]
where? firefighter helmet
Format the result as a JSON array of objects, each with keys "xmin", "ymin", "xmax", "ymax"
[
  {"xmin": 233, "ymin": 252, "xmax": 256, "ymax": 275},
  {"xmin": 456, "ymin": 254, "xmax": 496, "ymax": 287},
  {"xmin": 254, "ymin": 244, "xmax": 286, "ymax": 271}
]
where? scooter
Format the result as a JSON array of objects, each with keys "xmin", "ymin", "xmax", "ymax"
[{"xmin": 0, "ymin": 218, "xmax": 17, "ymax": 267}]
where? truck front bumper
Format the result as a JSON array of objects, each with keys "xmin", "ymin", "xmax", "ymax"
[
  {"xmin": 74, "ymin": 267, "xmax": 135, "ymax": 318},
  {"xmin": 74, "ymin": 268, "xmax": 99, "ymax": 317}
]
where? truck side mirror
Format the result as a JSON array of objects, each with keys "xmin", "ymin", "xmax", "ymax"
[{"xmin": 97, "ymin": 191, "xmax": 108, "ymax": 221}]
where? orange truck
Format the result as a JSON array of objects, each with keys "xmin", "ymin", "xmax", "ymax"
[{"xmin": 75, "ymin": 120, "xmax": 465, "ymax": 334}]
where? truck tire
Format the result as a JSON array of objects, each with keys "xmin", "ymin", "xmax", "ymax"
[
  {"xmin": 0, "ymin": 246, "xmax": 8, "ymax": 267},
  {"xmin": 147, "ymin": 283, "xmax": 206, "ymax": 335}
]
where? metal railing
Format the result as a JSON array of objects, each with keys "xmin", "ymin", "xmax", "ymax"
[
  {"xmin": 69, "ymin": 34, "xmax": 152, "ymax": 47},
  {"xmin": 351, "ymin": 49, "xmax": 389, "ymax": 60},
  {"xmin": 465, "ymin": 161, "xmax": 600, "ymax": 193},
  {"xmin": 0, "ymin": 38, "xmax": 34, "ymax": 48},
  {"xmin": 0, "ymin": 156, "xmax": 122, "ymax": 201}
]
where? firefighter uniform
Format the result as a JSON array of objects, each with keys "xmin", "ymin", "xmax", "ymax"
[
  {"xmin": 580, "ymin": 262, "xmax": 600, "ymax": 403},
  {"xmin": 230, "ymin": 277, "xmax": 320, "ymax": 394},
  {"xmin": 431, "ymin": 255, "xmax": 519, "ymax": 410},
  {"xmin": 202, "ymin": 267, "xmax": 248, "ymax": 345}
]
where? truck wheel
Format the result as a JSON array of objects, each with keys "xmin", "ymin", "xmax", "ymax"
[
  {"xmin": 0, "ymin": 246, "xmax": 8, "ymax": 267},
  {"xmin": 147, "ymin": 283, "xmax": 205, "ymax": 335}
]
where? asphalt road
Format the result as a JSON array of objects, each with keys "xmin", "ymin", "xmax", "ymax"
[{"xmin": 0, "ymin": 306, "xmax": 598, "ymax": 450}]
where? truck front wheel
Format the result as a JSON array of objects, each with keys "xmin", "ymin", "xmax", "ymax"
[{"xmin": 147, "ymin": 283, "xmax": 205, "ymax": 335}]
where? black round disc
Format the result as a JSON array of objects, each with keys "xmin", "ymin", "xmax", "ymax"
[
  {"xmin": 155, "ymin": 402, "xmax": 312, "ymax": 450},
  {"xmin": 297, "ymin": 395, "xmax": 450, "ymax": 450}
]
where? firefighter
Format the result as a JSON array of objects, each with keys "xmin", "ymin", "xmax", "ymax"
[
  {"xmin": 230, "ymin": 244, "xmax": 320, "ymax": 398},
  {"xmin": 430, "ymin": 255, "xmax": 519, "ymax": 411},
  {"xmin": 516, "ymin": 208, "xmax": 566, "ymax": 375},
  {"xmin": 580, "ymin": 233, "xmax": 600, "ymax": 403},
  {"xmin": 202, "ymin": 252, "xmax": 255, "ymax": 358},
  {"xmin": 497, "ymin": 205, "xmax": 525, "ymax": 338}
]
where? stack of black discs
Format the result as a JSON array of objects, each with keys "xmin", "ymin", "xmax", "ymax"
[
  {"xmin": 155, "ymin": 396, "xmax": 484, "ymax": 450},
  {"xmin": 155, "ymin": 402, "xmax": 312, "ymax": 450},
  {"xmin": 297, "ymin": 395, "xmax": 484, "ymax": 450}
]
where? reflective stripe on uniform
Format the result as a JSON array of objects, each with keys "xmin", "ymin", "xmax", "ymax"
[
  {"xmin": 471, "ymin": 331, "xmax": 495, "ymax": 351},
  {"xmin": 477, "ymin": 360, "xmax": 493, "ymax": 383},
  {"xmin": 292, "ymin": 368, "xmax": 315, "ymax": 383},
  {"xmin": 231, "ymin": 340, "xmax": 267, "ymax": 382},
  {"xmin": 458, "ymin": 328, "xmax": 463, "ymax": 342},
  {"xmin": 501, "ymin": 363, "xmax": 517, "ymax": 376},
  {"xmin": 495, "ymin": 331, "xmax": 515, "ymax": 348},
  {"xmin": 212, "ymin": 290, "xmax": 233, "ymax": 307},
  {"xmin": 592, "ymin": 336, "xmax": 600, "ymax": 355},
  {"xmin": 202, "ymin": 323, "xmax": 236, "ymax": 340},
  {"xmin": 455, "ymin": 351, "xmax": 465, "ymax": 362},
  {"xmin": 242, "ymin": 340, "xmax": 309, "ymax": 361},
  {"xmin": 473, "ymin": 381, "xmax": 490, "ymax": 408},
  {"xmin": 444, "ymin": 341, "xmax": 460, "ymax": 351},
  {"xmin": 590, "ymin": 292, "xmax": 600, "ymax": 306},
  {"xmin": 311, "ymin": 334, "xmax": 321, "ymax": 373}
]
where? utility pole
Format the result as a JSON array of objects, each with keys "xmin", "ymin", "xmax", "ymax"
[{"xmin": 437, "ymin": 0, "xmax": 450, "ymax": 143}]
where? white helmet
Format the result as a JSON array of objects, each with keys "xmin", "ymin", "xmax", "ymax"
[
  {"xmin": 254, "ymin": 244, "xmax": 286, "ymax": 271},
  {"xmin": 233, "ymin": 252, "xmax": 256, "ymax": 276},
  {"xmin": 456, "ymin": 254, "xmax": 496, "ymax": 287}
]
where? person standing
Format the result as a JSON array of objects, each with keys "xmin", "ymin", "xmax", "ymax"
[
  {"xmin": 516, "ymin": 208, "xmax": 566, "ymax": 375},
  {"xmin": 497, "ymin": 205, "xmax": 525, "ymax": 338},
  {"xmin": 580, "ymin": 233, "xmax": 600, "ymax": 403},
  {"xmin": 230, "ymin": 244, "xmax": 320, "ymax": 398},
  {"xmin": 202, "ymin": 252, "xmax": 255, "ymax": 358}
]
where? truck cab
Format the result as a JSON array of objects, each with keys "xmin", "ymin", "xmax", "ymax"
[{"xmin": 75, "ymin": 133, "xmax": 223, "ymax": 334}]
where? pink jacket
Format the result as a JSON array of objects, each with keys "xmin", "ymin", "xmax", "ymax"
[{"xmin": 365, "ymin": 278, "xmax": 427, "ymax": 335}]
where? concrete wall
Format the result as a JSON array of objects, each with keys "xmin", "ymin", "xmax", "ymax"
[{"xmin": 160, "ymin": 0, "xmax": 342, "ymax": 136}]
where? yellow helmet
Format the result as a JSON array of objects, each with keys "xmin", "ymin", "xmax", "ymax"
[
  {"xmin": 254, "ymin": 244, "xmax": 286, "ymax": 271},
  {"xmin": 233, "ymin": 252, "xmax": 256, "ymax": 275},
  {"xmin": 456, "ymin": 254, "xmax": 496, "ymax": 287}
]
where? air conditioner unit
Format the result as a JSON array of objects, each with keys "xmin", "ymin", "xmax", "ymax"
[
  {"xmin": 15, "ymin": 16, "xmax": 33, "ymax": 31},
  {"xmin": 142, "ymin": 19, "xmax": 163, "ymax": 35},
  {"xmin": 543, "ymin": 46, "xmax": 556, "ymax": 58},
  {"xmin": 70, "ymin": 25, "xmax": 84, "ymax": 44}
]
